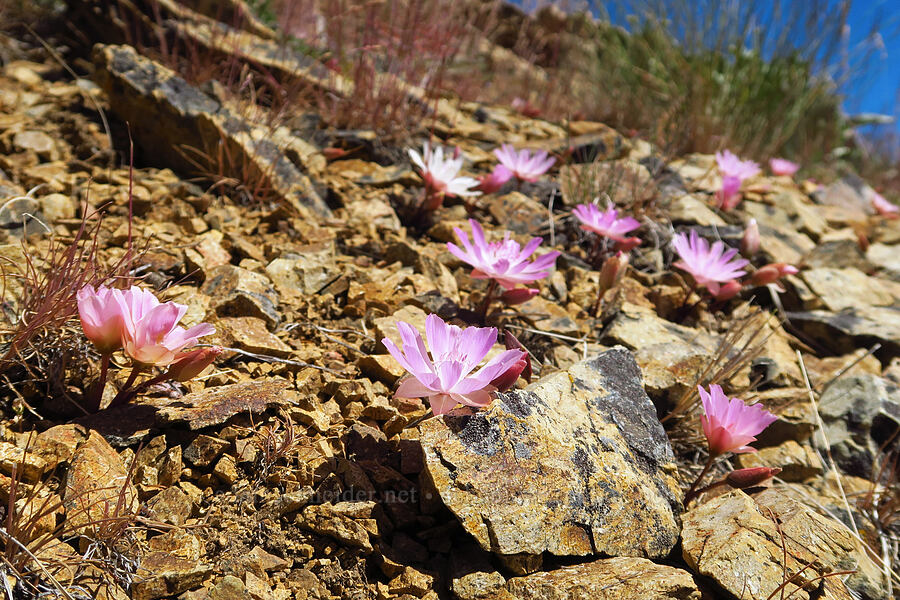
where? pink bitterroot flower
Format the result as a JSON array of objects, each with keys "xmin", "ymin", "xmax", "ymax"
[
  {"xmin": 77, "ymin": 285, "xmax": 126, "ymax": 355},
  {"xmin": 769, "ymin": 158, "xmax": 800, "ymax": 177},
  {"xmin": 699, "ymin": 384, "xmax": 777, "ymax": 457},
  {"xmin": 715, "ymin": 150, "xmax": 760, "ymax": 180},
  {"xmin": 383, "ymin": 314, "xmax": 526, "ymax": 416},
  {"xmin": 448, "ymin": 219, "xmax": 560, "ymax": 291},
  {"xmin": 116, "ymin": 286, "xmax": 216, "ymax": 366},
  {"xmin": 493, "ymin": 144, "xmax": 556, "ymax": 182},
  {"xmin": 872, "ymin": 191, "xmax": 899, "ymax": 219},
  {"xmin": 716, "ymin": 175, "xmax": 743, "ymax": 211},
  {"xmin": 409, "ymin": 142, "xmax": 481, "ymax": 198},
  {"xmin": 672, "ymin": 230, "xmax": 749, "ymax": 296},
  {"xmin": 572, "ymin": 203, "xmax": 641, "ymax": 243},
  {"xmin": 476, "ymin": 164, "xmax": 513, "ymax": 194}
]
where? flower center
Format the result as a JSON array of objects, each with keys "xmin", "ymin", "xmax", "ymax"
[{"xmin": 484, "ymin": 238, "xmax": 521, "ymax": 265}]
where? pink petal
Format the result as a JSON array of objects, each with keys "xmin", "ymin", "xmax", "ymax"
[
  {"xmin": 429, "ymin": 393, "xmax": 458, "ymax": 416},
  {"xmin": 396, "ymin": 377, "xmax": 435, "ymax": 398},
  {"xmin": 451, "ymin": 389, "xmax": 494, "ymax": 408}
]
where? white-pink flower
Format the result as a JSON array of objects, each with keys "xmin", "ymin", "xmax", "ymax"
[
  {"xmin": 572, "ymin": 203, "xmax": 640, "ymax": 243},
  {"xmin": 493, "ymin": 144, "xmax": 556, "ymax": 182},
  {"xmin": 409, "ymin": 142, "xmax": 481, "ymax": 198},
  {"xmin": 447, "ymin": 219, "xmax": 559, "ymax": 290},
  {"xmin": 716, "ymin": 175, "xmax": 743, "ymax": 211},
  {"xmin": 715, "ymin": 150, "xmax": 760, "ymax": 180},
  {"xmin": 672, "ymin": 230, "xmax": 749, "ymax": 295},
  {"xmin": 115, "ymin": 287, "xmax": 215, "ymax": 366},
  {"xmin": 769, "ymin": 158, "xmax": 799, "ymax": 177},
  {"xmin": 872, "ymin": 192, "xmax": 899, "ymax": 218},
  {"xmin": 383, "ymin": 314, "xmax": 526, "ymax": 416}
]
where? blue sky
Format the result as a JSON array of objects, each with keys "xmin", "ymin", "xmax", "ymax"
[
  {"xmin": 842, "ymin": 0, "xmax": 899, "ymax": 118},
  {"xmin": 591, "ymin": 1, "xmax": 900, "ymax": 123}
]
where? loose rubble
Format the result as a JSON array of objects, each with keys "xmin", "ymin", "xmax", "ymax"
[{"xmin": 0, "ymin": 3, "xmax": 897, "ymax": 600}]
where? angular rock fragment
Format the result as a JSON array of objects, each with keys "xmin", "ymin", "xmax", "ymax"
[
  {"xmin": 603, "ymin": 303, "xmax": 719, "ymax": 352},
  {"xmin": 299, "ymin": 501, "xmax": 377, "ymax": 552},
  {"xmin": 419, "ymin": 348, "xmax": 682, "ymax": 558},
  {"xmin": 132, "ymin": 550, "xmax": 212, "ymax": 600},
  {"xmin": 63, "ymin": 431, "xmax": 137, "ymax": 534},
  {"xmin": 800, "ymin": 267, "xmax": 900, "ymax": 312},
  {"xmin": 505, "ymin": 557, "xmax": 699, "ymax": 600},
  {"xmin": 816, "ymin": 374, "xmax": 900, "ymax": 476},
  {"xmin": 153, "ymin": 380, "xmax": 293, "ymax": 430},
  {"xmin": 202, "ymin": 265, "xmax": 281, "ymax": 327}
]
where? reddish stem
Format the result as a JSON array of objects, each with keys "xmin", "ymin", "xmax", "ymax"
[
  {"xmin": 108, "ymin": 365, "xmax": 145, "ymax": 409},
  {"xmin": 478, "ymin": 280, "xmax": 499, "ymax": 322},
  {"xmin": 683, "ymin": 455, "xmax": 716, "ymax": 505},
  {"xmin": 88, "ymin": 353, "xmax": 111, "ymax": 412}
]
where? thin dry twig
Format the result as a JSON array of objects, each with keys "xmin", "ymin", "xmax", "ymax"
[{"xmin": 796, "ymin": 349, "xmax": 860, "ymax": 541}]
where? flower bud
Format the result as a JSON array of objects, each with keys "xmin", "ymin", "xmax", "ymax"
[
  {"xmin": 165, "ymin": 347, "xmax": 223, "ymax": 382},
  {"xmin": 499, "ymin": 288, "xmax": 539, "ymax": 306},
  {"xmin": 769, "ymin": 158, "xmax": 799, "ymax": 177},
  {"xmin": 714, "ymin": 279, "xmax": 743, "ymax": 301},
  {"xmin": 725, "ymin": 466, "xmax": 781, "ymax": 489},
  {"xmin": 750, "ymin": 263, "xmax": 797, "ymax": 286},
  {"xmin": 741, "ymin": 218, "xmax": 760, "ymax": 256},
  {"xmin": 503, "ymin": 330, "xmax": 531, "ymax": 383},
  {"xmin": 323, "ymin": 147, "xmax": 350, "ymax": 160},
  {"xmin": 598, "ymin": 252, "xmax": 629, "ymax": 295},
  {"xmin": 614, "ymin": 237, "xmax": 642, "ymax": 252},
  {"xmin": 489, "ymin": 357, "xmax": 527, "ymax": 392}
]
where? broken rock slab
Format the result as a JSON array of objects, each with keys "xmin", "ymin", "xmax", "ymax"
[
  {"xmin": 419, "ymin": 348, "xmax": 682, "ymax": 559},
  {"xmin": 92, "ymin": 44, "xmax": 330, "ymax": 218},
  {"xmin": 682, "ymin": 489, "xmax": 888, "ymax": 600},
  {"xmin": 786, "ymin": 305, "xmax": 900, "ymax": 359},
  {"xmin": 78, "ymin": 380, "xmax": 293, "ymax": 446}
]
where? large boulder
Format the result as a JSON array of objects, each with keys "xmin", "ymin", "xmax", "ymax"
[
  {"xmin": 419, "ymin": 348, "xmax": 682, "ymax": 559},
  {"xmin": 682, "ymin": 489, "xmax": 888, "ymax": 600}
]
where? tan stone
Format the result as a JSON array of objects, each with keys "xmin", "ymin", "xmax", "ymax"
[
  {"xmin": 146, "ymin": 486, "xmax": 193, "ymax": 526},
  {"xmin": 801, "ymin": 267, "xmax": 899, "ymax": 312},
  {"xmin": 298, "ymin": 502, "xmax": 374, "ymax": 552},
  {"xmin": 388, "ymin": 567, "xmax": 434, "ymax": 596},
  {"xmin": 131, "ymin": 551, "xmax": 212, "ymax": 600},
  {"xmin": 505, "ymin": 557, "xmax": 699, "ymax": 600},
  {"xmin": 0, "ymin": 441, "xmax": 49, "ymax": 482},
  {"xmin": 217, "ymin": 316, "xmax": 293, "ymax": 358},
  {"xmin": 737, "ymin": 440, "xmax": 823, "ymax": 481}
]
